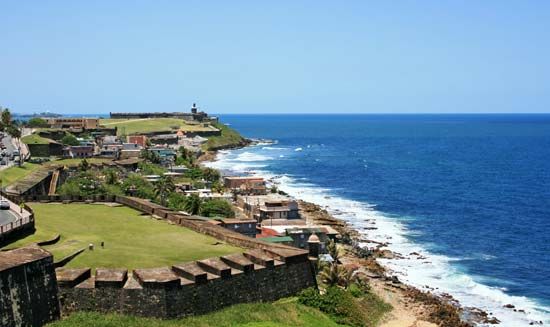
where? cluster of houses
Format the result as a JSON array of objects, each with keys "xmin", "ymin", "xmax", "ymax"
[{"xmin": 204, "ymin": 175, "xmax": 340, "ymax": 255}]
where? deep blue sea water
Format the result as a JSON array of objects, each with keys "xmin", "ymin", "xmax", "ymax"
[{"xmin": 210, "ymin": 114, "xmax": 550, "ymax": 326}]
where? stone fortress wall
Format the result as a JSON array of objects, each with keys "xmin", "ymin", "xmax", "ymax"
[
  {"xmin": 1, "ymin": 195, "xmax": 317, "ymax": 324},
  {"xmin": 0, "ymin": 247, "xmax": 60, "ymax": 327}
]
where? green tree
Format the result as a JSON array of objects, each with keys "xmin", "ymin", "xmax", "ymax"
[
  {"xmin": 104, "ymin": 168, "xmax": 119, "ymax": 185},
  {"xmin": 211, "ymin": 181, "xmax": 225, "ymax": 194},
  {"xmin": 167, "ymin": 193, "xmax": 187, "ymax": 210},
  {"xmin": 184, "ymin": 193, "xmax": 202, "ymax": 215},
  {"xmin": 200, "ymin": 199, "xmax": 235, "ymax": 218},
  {"xmin": 79, "ymin": 158, "xmax": 90, "ymax": 171},
  {"xmin": 122, "ymin": 174, "xmax": 155, "ymax": 199},
  {"xmin": 184, "ymin": 167, "xmax": 204, "ymax": 180},
  {"xmin": 178, "ymin": 146, "xmax": 189, "ymax": 160},
  {"xmin": 27, "ymin": 117, "xmax": 49, "ymax": 128},
  {"xmin": 1, "ymin": 108, "xmax": 12, "ymax": 128},
  {"xmin": 202, "ymin": 167, "xmax": 220, "ymax": 182},
  {"xmin": 154, "ymin": 176, "xmax": 175, "ymax": 206},
  {"xmin": 318, "ymin": 263, "xmax": 347, "ymax": 287},
  {"xmin": 61, "ymin": 133, "xmax": 79, "ymax": 146}
]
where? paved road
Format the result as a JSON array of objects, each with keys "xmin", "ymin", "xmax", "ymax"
[
  {"xmin": 0, "ymin": 209, "xmax": 17, "ymax": 226},
  {"xmin": 0, "ymin": 134, "xmax": 17, "ymax": 171}
]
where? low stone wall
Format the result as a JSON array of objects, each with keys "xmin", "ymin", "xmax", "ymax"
[
  {"xmin": 57, "ymin": 248, "xmax": 315, "ymax": 319},
  {"xmin": 0, "ymin": 216, "xmax": 35, "ymax": 247},
  {"xmin": 0, "ymin": 202, "xmax": 36, "ymax": 247},
  {"xmin": 18, "ymin": 194, "xmax": 117, "ymax": 203},
  {"xmin": 0, "ymin": 247, "xmax": 60, "ymax": 327}
]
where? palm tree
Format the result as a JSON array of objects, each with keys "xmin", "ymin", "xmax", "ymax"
[
  {"xmin": 340, "ymin": 267, "xmax": 357, "ymax": 289},
  {"xmin": 184, "ymin": 193, "xmax": 202, "ymax": 215},
  {"xmin": 154, "ymin": 176, "xmax": 175, "ymax": 206},
  {"xmin": 326, "ymin": 239, "xmax": 341, "ymax": 263},
  {"xmin": 319, "ymin": 263, "xmax": 347, "ymax": 287}
]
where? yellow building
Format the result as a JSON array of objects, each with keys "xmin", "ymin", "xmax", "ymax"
[{"xmin": 46, "ymin": 118, "xmax": 99, "ymax": 130}]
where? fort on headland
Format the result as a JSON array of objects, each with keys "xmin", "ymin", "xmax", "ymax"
[{"xmin": 109, "ymin": 103, "xmax": 218, "ymax": 123}]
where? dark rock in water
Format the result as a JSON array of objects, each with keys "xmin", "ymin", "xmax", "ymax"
[
  {"xmin": 503, "ymin": 304, "xmax": 515, "ymax": 309},
  {"xmin": 410, "ymin": 252, "xmax": 420, "ymax": 256}
]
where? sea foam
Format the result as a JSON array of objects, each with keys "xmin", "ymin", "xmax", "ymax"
[{"xmin": 206, "ymin": 145, "xmax": 550, "ymax": 326}]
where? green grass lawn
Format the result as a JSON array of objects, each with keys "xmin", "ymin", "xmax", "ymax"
[
  {"xmin": 5, "ymin": 203, "xmax": 240, "ymax": 270},
  {"xmin": 21, "ymin": 133, "xmax": 57, "ymax": 145},
  {"xmin": 100, "ymin": 118, "xmax": 217, "ymax": 135},
  {"xmin": 46, "ymin": 299, "xmax": 341, "ymax": 327},
  {"xmin": 0, "ymin": 162, "xmax": 41, "ymax": 187}
]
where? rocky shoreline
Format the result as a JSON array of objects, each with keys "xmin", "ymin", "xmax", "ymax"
[
  {"xmin": 202, "ymin": 146, "xmax": 502, "ymax": 327},
  {"xmin": 298, "ymin": 200, "xmax": 503, "ymax": 327}
]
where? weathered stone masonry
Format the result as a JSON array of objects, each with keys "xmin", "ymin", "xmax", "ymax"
[
  {"xmin": 57, "ymin": 249, "xmax": 315, "ymax": 318},
  {"xmin": 0, "ymin": 247, "xmax": 60, "ymax": 327}
]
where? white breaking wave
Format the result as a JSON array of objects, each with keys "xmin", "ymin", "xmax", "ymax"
[
  {"xmin": 262, "ymin": 146, "xmax": 285, "ymax": 150},
  {"xmin": 234, "ymin": 152, "xmax": 273, "ymax": 162},
  {"xmin": 206, "ymin": 148, "xmax": 550, "ymax": 326}
]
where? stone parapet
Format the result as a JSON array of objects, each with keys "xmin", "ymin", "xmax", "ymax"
[{"xmin": 57, "ymin": 249, "xmax": 316, "ymax": 319}]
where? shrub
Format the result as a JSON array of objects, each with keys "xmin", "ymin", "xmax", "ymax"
[
  {"xmin": 27, "ymin": 117, "xmax": 49, "ymax": 128},
  {"xmin": 298, "ymin": 287, "xmax": 365, "ymax": 327},
  {"xmin": 122, "ymin": 174, "xmax": 155, "ymax": 199},
  {"xmin": 61, "ymin": 133, "xmax": 79, "ymax": 146},
  {"xmin": 167, "ymin": 193, "xmax": 187, "ymax": 211},
  {"xmin": 138, "ymin": 162, "xmax": 166, "ymax": 176},
  {"xmin": 200, "ymin": 199, "xmax": 235, "ymax": 218},
  {"xmin": 185, "ymin": 167, "xmax": 204, "ymax": 180}
]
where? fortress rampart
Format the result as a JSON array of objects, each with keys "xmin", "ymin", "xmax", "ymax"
[{"xmin": 1, "ymin": 195, "xmax": 317, "ymax": 323}]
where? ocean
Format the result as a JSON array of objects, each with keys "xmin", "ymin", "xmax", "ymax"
[{"xmin": 206, "ymin": 114, "xmax": 550, "ymax": 326}]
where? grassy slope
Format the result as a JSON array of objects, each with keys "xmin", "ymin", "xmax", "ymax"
[
  {"xmin": 21, "ymin": 133, "xmax": 56, "ymax": 145},
  {"xmin": 204, "ymin": 123, "xmax": 246, "ymax": 150},
  {"xmin": 4, "ymin": 203, "xmax": 240, "ymax": 269},
  {"xmin": 0, "ymin": 163, "xmax": 41, "ymax": 186},
  {"xmin": 0, "ymin": 158, "xmax": 112, "ymax": 188},
  {"xmin": 100, "ymin": 118, "xmax": 216, "ymax": 135},
  {"xmin": 47, "ymin": 300, "xmax": 340, "ymax": 327}
]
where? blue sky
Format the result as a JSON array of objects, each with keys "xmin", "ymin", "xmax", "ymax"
[{"xmin": 1, "ymin": 1, "xmax": 549, "ymax": 114}]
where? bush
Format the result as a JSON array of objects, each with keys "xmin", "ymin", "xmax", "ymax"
[
  {"xmin": 298, "ymin": 287, "xmax": 365, "ymax": 327},
  {"xmin": 202, "ymin": 167, "xmax": 220, "ymax": 182},
  {"xmin": 167, "ymin": 193, "xmax": 187, "ymax": 211},
  {"xmin": 27, "ymin": 117, "xmax": 49, "ymax": 128},
  {"xmin": 185, "ymin": 167, "xmax": 204, "ymax": 180},
  {"xmin": 138, "ymin": 162, "xmax": 166, "ymax": 176},
  {"xmin": 61, "ymin": 133, "xmax": 79, "ymax": 146},
  {"xmin": 122, "ymin": 174, "xmax": 155, "ymax": 199},
  {"xmin": 58, "ymin": 172, "xmax": 103, "ymax": 196},
  {"xmin": 200, "ymin": 199, "xmax": 235, "ymax": 218}
]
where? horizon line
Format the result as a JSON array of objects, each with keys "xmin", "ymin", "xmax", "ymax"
[{"xmin": 11, "ymin": 112, "xmax": 550, "ymax": 116}]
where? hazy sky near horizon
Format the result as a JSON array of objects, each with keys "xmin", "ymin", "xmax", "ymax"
[{"xmin": 1, "ymin": 1, "xmax": 549, "ymax": 114}]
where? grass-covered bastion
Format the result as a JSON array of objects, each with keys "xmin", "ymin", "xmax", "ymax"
[{"xmin": 5, "ymin": 202, "xmax": 241, "ymax": 270}]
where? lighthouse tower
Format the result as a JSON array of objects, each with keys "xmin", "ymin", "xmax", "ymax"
[{"xmin": 191, "ymin": 103, "xmax": 198, "ymax": 114}]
